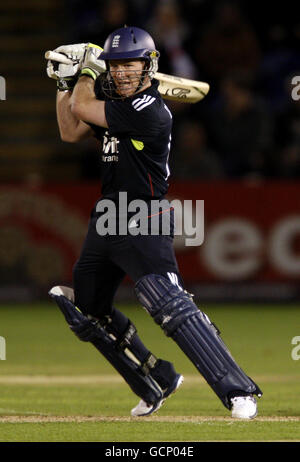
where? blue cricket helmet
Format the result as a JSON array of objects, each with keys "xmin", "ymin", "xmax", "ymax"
[{"xmin": 101, "ymin": 26, "xmax": 159, "ymax": 76}]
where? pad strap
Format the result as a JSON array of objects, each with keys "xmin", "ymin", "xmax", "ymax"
[
  {"xmin": 96, "ymin": 315, "xmax": 138, "ymax": 352},
  {"xmin": 116, "ymin": 322, "xmax": 137, "ymax": 351},
  {"xmin": 141, "ymin": 353, "xmax": 158, "ymax": 376}
]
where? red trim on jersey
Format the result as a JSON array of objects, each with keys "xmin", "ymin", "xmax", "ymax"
[
  {"xmin": 148, "ymin": 173, "xmax": 154, "ymax": 196},
  {"xmin": 147, "ymin": 207, "xmax": 174, "ymax": 219}
]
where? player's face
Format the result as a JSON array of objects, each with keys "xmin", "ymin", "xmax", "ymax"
[{"xmin": 109, "ymin": 59, "xmax": 150, "ymax": 97}]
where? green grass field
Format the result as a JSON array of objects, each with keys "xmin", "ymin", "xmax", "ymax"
[{"xmin": 0, "ymin": 302, "xmax": 299, "ymax": 442}]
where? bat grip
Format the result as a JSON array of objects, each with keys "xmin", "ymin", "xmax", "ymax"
[{"xmin": 44, "ymin": 51, "xmax": 74, "ymax": 65}]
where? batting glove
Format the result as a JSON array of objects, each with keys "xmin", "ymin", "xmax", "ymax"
[
  {"xmin": 46, "ymin": 43, "xmax": 88, "ymax": 91},
  {"xmin": 46, "ymin": 43, "xmax": 87, "ymax": 79},
  {"xmin": 55, "ymin": 43, "xmax": 87, "ymax": 60},
  {"xmin": 80, "ymin": 43, "xmax": 106, "ymax": 81}
]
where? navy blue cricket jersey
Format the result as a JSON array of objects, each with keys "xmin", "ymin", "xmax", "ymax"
[{"xmin": 93, "ymin": 80, "xmax": 173, "ymax": 202}]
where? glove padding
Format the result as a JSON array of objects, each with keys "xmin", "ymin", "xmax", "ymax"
[
  {"xmin": 48, "ymin": 62, "xmax": 79, "ymax": 80},
  {"xmin": 55, "ymin": 43, "xmax": 88, "ymax": 62},
  {"xmin": 80, "ymin": 43, "xmax": 106, "ymax": 81},
  {"xmin": 47, "ymin": 43, "xmax": 88, "ymax": 80}
]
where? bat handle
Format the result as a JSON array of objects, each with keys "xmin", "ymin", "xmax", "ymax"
[{"xmin": 44, "ymin": 51, "xmax": 74, "ymax": 65}]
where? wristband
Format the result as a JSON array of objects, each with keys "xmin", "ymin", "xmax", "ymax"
[{"xmin": 80, "ymin": 68, "xmax": 97, "ymax": 80}]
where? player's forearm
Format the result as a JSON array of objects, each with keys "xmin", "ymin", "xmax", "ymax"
[
  {"xmin": 71, "ymin": 76, "xmax": 95, "ymax": 115},
  {"xmin": 56, "ymin": 91, "xmax": 80, "ymax": 141},
  {"xmin": 56, "ymin": 90, "xmax": 91, "ymax": 142},
  {"xmin": 71, "ymin": 76, "xmax": 108, "ymax": 128}
]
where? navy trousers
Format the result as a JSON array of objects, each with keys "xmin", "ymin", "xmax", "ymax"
[{"xmin": 73, "ymin": 201, "xmax": 182, "ymax": 318}]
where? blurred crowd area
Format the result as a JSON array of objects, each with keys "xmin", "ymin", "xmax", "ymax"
[
  {"xmin": 62, "ymin": 0, "xmax": 300, "ymax": 181},
  {"xmin": 0, "ymin": 0, "xmax": 299, "ymax": 300}
]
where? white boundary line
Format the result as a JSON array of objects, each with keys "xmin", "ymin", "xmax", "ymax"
[
  {"xmin": 0, "ymin": 374, "xmax": 299, "ymax": 385},
  {"xmin": 0, "ymin": 415, "xmax": 300, "ymax": 423}
]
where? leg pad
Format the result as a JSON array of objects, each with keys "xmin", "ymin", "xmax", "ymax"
[
  {"xmin": 49, "ymin": 286, "xmax": 163, "ymax": 405},
  {"xmin": 135, "ymin": 274, "xmax": 262, "ymax": 409}
]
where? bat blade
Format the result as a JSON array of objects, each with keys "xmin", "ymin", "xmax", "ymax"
[{"xmin": 155, "ymin": 72, "xmax": 210, "ymax": 103}]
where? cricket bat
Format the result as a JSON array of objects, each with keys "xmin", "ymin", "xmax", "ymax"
[{"xmin": 45, "ymin": 50, "xmax": 210, "ymax": 103}]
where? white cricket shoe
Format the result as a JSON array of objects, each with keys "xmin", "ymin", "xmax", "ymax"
[
  {"xmin": 131, "ymin": 398, "xmax": 164, "ymax": 417},
  {"xmin": 131, "ymin": 374, "xmax": 184, "ymax": 417},
  {"xmin": 231, "ymin": 395, "xmax": 258, "ymax": 419}
]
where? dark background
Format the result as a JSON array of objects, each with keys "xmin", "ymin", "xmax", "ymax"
[
  {"xmin": 0, "ymin": 0, "xmax": 299, "ymax": 183},
  {"xmin": 0, "ymin": 0, "xmax": 299, "ymax": 302}
]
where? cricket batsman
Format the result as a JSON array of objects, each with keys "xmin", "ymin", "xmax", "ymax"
[{"xmin": 47, "ymin": 26, "xmax": 262, "ymax": 418}]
